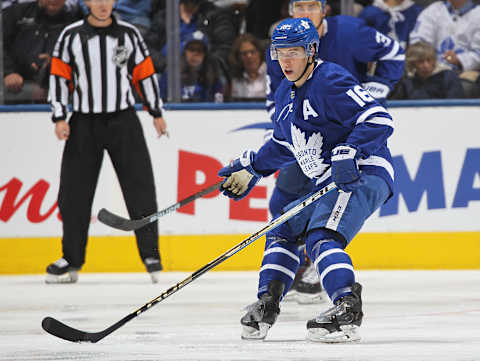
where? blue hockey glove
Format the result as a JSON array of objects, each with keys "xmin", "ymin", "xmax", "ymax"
[
  {"xmin": 218, "ymin": 150, "xmax": 262, "ymax": 200},
  {"xmin": 331, "ymin": 144, "xmax": 363, "ymax": 192}
]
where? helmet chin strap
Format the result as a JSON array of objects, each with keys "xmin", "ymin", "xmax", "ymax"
[{"xmin": 292, "ymin": 56, "xmax": 315, "ymax": 83}]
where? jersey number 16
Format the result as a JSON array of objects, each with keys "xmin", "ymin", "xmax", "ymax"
[{"xmin": 346, "ymin": 85, "xmax": 374, "ymax": 107}]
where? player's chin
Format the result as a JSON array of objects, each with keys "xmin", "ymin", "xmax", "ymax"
[{"xmin": 284, "ymin": 70, "xmax": 296, "ymax": 80}]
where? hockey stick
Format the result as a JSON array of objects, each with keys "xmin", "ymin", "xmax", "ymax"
[
  {"xmin": 41, "ymin": 182, "xmax": 336, "ymax": 343},
  {"xmin": 97, "ymin": 180, "xmax": 223, "ymax": 231}
]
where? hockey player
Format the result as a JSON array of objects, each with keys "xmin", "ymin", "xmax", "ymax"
[
  {"xmin": 358, "ymin": 0, "xmax": 423, "ymax": 50},
  {"xmin": 265, "ymin": 0, "xmax": 404, "ymax": 304},
  {"xmin": 218, "ymin": 17, "xmax": 394, "ymax": 342}
]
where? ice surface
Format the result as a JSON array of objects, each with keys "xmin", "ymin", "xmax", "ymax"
[{"xmin": 1, "ymin": 271, "xmax": 480, "ymax": 361}]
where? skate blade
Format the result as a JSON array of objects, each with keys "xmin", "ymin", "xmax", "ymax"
[
  {"xmin": 307, "ymin": 325, "xmax": 360, "ymax": 343},
  {"xmin": 296, "ymin": 291, "xmax": 327, "ymax": 305},
  {"xmin": 45, "ymin": 271, "xmax": 78, "ymax": 284},
  {"xmin": 241, "ymin": 323, "xmax": 271, "ymax": 340}
]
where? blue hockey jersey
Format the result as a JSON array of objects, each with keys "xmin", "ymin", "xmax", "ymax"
[
  {"xmin": 256, "ymin": 61, "xmax": 395, "ymax": 195},
  {"xmin": 266, "ymin": 15, "xmax": 405, "ymax": 121},
  {"xmin": 358, "ymin": 0, "xmax": 422, "ymax": 50}
]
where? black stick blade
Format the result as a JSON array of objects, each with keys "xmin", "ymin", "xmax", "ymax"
[
  {"xmin": 97, "ymin": 208, "xmax": 149, "ymax": 231},
  {"xmin": 42, "ymin": 317, "xmax": 103, "ymax": 343}
]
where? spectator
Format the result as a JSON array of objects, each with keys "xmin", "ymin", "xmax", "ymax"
[
  {"xmin": 390, "ymin": 41, "xmax": 465, "ymax": 99},
  {"xmin": 409, "ymin": 0, "xmax": 480, "ymax": 91},
  {"xmin": 146, "ymin": 0, "xmax": 236, "ymax": 76},
  {"xmin": 228, "ymin": 33, "xmax": 266, "ymax": 101},
  {"xmin": 159, "ymin": 31, "xmax": 224, "ymax": 102},
  {"xmin": 359, "ymin": 0, "xmax": 422, "ymax": 49},
  {"xmin": 2, "ymin": 0, "xmax": 80, "ymax": 103}
]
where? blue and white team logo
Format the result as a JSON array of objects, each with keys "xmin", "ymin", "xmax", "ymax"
[
  {"xmin": 112, "ymin": 46, "xmax": 129, "ymax": 67},
  {"xmin": 290, "ymin": 124, "xmax": 327, "ymax": 179},
  {"xmin": 300, "ymin": 19, "xmax": 311, "ymax": 29},
  {"xmin": 279, "ymin": 24, "xmax": 292, "ymax": 30}
]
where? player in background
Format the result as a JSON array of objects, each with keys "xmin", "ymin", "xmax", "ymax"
[
  {"xmin": 218, "ymin": 17, "xmax": 395, "ymax": 342},
  {"xmin": 358, "ymin": 0, "xmax": 423, "ymax": 50},
  {"xmin": 265, "ymin": 0, "xmax": 404, "ymax": 304}
]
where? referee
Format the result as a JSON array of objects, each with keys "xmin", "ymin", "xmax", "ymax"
[{"xmin": 46, "ymin": 0, "xmax": 167, "ymax": 284}]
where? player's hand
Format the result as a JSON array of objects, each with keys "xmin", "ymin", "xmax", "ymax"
[
  {"xmin": 153, "ymin": 116, "xmax": 169, "ymax": 138},
  {"xmin": 331, "ymin": 143, "xmax": 364, "ymax": 192},
  {"xmin": 218, "ymin": 150, "xmax": 262, "ymax": 200},
  {"xmin": 4, "ymin": 73, "xmax": 24, "ymax": 93},
  {"xmin": 55, "ymin": 120, "xmax": 70, "ymax": 140}
]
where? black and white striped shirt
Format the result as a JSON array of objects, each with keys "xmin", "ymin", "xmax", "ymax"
[{"xmin": 49, "ymin": 17, "xmax": 162, "ymax": 121}]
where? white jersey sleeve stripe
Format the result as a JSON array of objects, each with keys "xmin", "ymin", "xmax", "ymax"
[
  {"xmin": 358, "ymin": 155, "xmax": 395, "ymax": 180},
  {"xmin": 365, "ymin": 116, "xmax": 395, "ymax": 128},
  {"xmin": 355, "ymin": 106, "xmax": 388, "ymax": 124}
]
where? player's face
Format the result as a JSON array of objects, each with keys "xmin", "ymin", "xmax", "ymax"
[
  {"xmin": 87, "ymin": 0, "xmax": 115, "ymax": 20},
  {"xmin": 292, "ymin": 1, "xmax": 324, "ymax": 28},
  {"xmin": 277, "ymin": 46, "xmax": 309, "ymax": 81}
]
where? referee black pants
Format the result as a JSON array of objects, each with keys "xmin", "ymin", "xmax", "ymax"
[{"xmin": 57, "ymin": 108, "xmax": 160, "ymax": 268}]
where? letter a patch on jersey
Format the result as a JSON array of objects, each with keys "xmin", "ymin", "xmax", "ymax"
[{"xmin": 303, "ymin": 99, "xmax": 318, "ymax": 120}]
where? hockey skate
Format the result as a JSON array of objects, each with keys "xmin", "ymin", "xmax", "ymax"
[
  {"xmin": 306, "ymin": 282, "xmax": 363, "ymax": 343},
  {"xmin": 45, "ymin": 258, "xmax": 79, "ymax": 284},
  {"xmin": 144, "ymin": 257, "xmax": 163, "ymax": 284},
  {"xmin": 241, "ymin": 280, "xmax": 284, "ymax": 340}
]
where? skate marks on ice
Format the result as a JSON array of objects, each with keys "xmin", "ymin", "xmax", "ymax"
[{"xmin": 1, "ymin": 271, "xmax": 480, "ymax": 361}]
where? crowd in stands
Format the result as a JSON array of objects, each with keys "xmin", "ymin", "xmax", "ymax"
[{"xmin": 2, "ymin": 0, "xmax": 480, "ymax": 104}]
